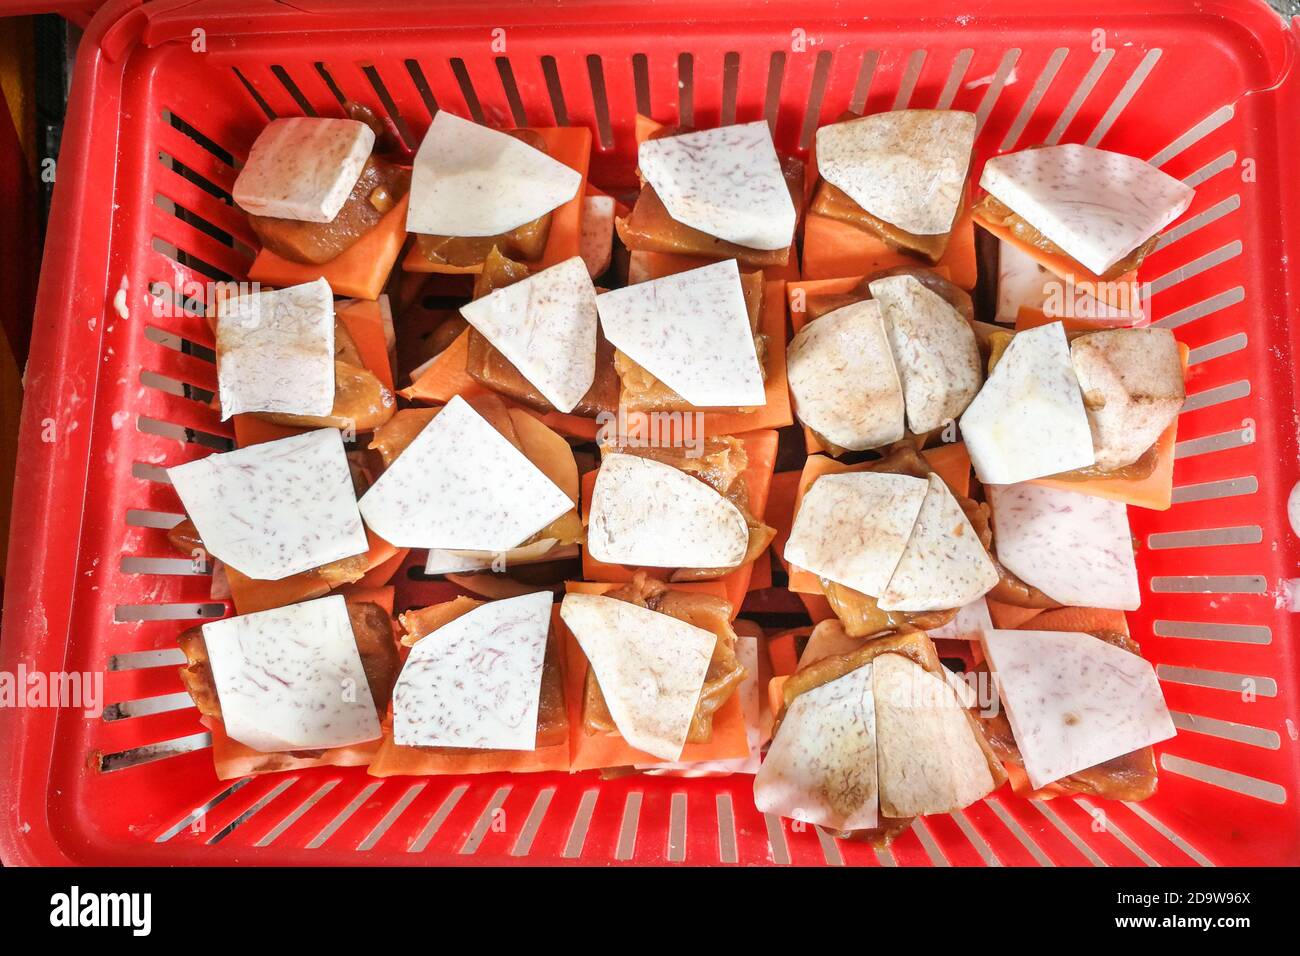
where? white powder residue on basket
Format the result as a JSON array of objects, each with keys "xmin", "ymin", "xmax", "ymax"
[
  {"xmin": 1287, "ymin": 480, "xmax": 1300, "ymax": 538},
  {"xmin": 112, "ymin": 277, "xmax": 130, "ymax": 321}
]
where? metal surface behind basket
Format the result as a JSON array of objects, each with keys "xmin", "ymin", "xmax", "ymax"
[{"xmin": 2, "ymin": 0, "xmax": 1299, "ymax": 866}]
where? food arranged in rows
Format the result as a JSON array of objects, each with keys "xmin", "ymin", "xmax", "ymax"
[{"xmin": 165, "ymin": 104, "xmax": 1192, "ymax": 845}]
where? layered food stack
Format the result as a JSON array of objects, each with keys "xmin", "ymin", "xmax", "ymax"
[{"xmin": 166, "ymin": 101, "xmax": 1191, "ymax": 846}]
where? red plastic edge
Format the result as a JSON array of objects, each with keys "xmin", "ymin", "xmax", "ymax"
[
  {"xmin": 2, "ymin": 0, "xmax": 1300, "ymax": 866},
  {"xmin": 0, "ymin": 0, "xmax": 148, "ymax": 867}
]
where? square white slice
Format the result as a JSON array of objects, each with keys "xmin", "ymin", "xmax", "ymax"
[
  {"xmin": 637, "ymin": 634, "xmax": 765, "ymax": 775},
  {"xmin": 595, "ymin": 259, "xmax": 765, "ymax": 408},
  {"xmin": 358, "ymin": 395, "xmax": 572, "ymax": 550},
  {"xmin": 638, "ymin": 121, "xmax": 796, "ymax": 250},
  {"xmin": 989, "ymin": 482, "xmax": 1141, "ymax": 610},
  {"xmin": 215, "ymin": 277, "xmax": 335, "ymax": 421},
  {"xmin": 560, "ymin": 592, "xmax": 716, "ymax": 761},
  {"xmin": 393, "ymin": 591, "xmax": 552, "ymax": 750},
  {"xmin": 406, "ymin": 111, "xmax": 582, "ymax": 237},
  {"xmin": 979, "ymin": 144, "xmax": 1195, "ymax": 275},
  {"xmin": 167, "ymin": 428, "xmax": 368, "ymax": 581},
  {"xmin": 959, "ymin": 321, "xmax": 1096, "ymax": 484},
  {"xmin": 981, "ymin": 628, "xmax": 1176, "ymax": 790},
  {"xmin": 816, "ymin": 109, "xmax": 976, "ymax": 236},
  {"xmin": 869, "ymin": 273, "xmax": 983, "ymax": 434},
  {"xmin": 753, "ymin": 662, "xmax": 878, "ymax": 832},
  {"xmin": 580, "ymin": 194, "xmax": 616, "ymax": 278},
  {"xmin": 926, "ymin": 597, "xmax": 993, "ymax": 642},
  {"xmin": 201, "ymin": 595, "xmax": 381, "ymax": 752},
  {"xmin": 873, "ymin": 653, "xmax": 996, "ymax": 816},
  {"xmin": 232, "ymin": 117, "xmax": 374, "ymax": 223},
  {"xmin": 879, "ymin": 473, "xmax": 999, "ymax": 612},
  {"xmin": 784, "ymin": 471, "xmax": 929, "ymax": 597},
  {"xmin": 458, "ymin": 257, "xmax": 597, "ymax": 414},
  {"xmin": 587, "ymin": 453, "xmax": 749, "ymax": 569},
  {"xmin": 787, "ymin": 300, "xmax": 905, "ymax": 451}
]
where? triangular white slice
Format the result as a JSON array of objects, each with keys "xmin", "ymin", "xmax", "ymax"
[
  {"xmin": 595, "ymin": 260, "xmax": 765, "ymax": 407},
  {"xmin": 458, "ymin": 257, "xmax": 597, "ymax": 414},
  {"xmin": 637, "ymin": 634, "xmax": 765, "ymax": 775},
  {"xmin": 989, "ymin": 483, "xmax": 1140, "ymax": 610},
  {"xmin": 815, "ymin": 110, "xmax": 976, "ymax": 236},
  {"xmin": 560, "ymin": 592, "xmax": 716, "ymax": 760},
  {"xmin": 979, "ymin": 144, "xmax": 1195, "ymax": 275},
  {"xmin": 784, "ymin": 472, "xmax": 929, "ymax": 597},
  {"xmin": 393, "ymin": 591, "xmax": 552, "ymax": 750},
  {"xmin": 981, "ymin": 628, "xmax": 1176, "ymax": 790},
  {"xmin": 926, "ymin": 597, "xmax": 993, "ymax": 642},
  {"xmin": 959, "ymin": 321, "xmax": 1096, "ymax": 484},
  {"xmin": 215, "ymin": 277, "xmax": 334, "ymax": 420},
  {"xmin": 787, "ymin": 300, "xmax": 904, "ymax": 450},
  {"xmin": 406, "ymin": 111, "xmax": 582, "ymax": 237},
  {"xmin": 879, "ymin": 474, "xmax": 998, "ymax": 612},
  {"xmin": 201, "ymin": 595, "xmax": 380, "ymax": 752},
  {"xmin": 873, "ymin": 653, "xmax": 996, "ymax": 816},
  {"xmin": 232, "ymin": 117, "xmax": 374, "ymax": 223},
  {"xmin": 753, "ymin": 662, "xmax": 878, "ymax": 831},
  {"xmin": 586, "ymin": 453, "xmax": 749, "ymax": 569},
  {"xmin": 638, "ymin": 121, "xmax": 796, "ymax": 250},
  {"xmin": 358, "ymin": 395, "xmax": 572, "ymax": 550},
  {"xmin": 797, "ymin": 620, "xmax": 865, "ymax": 670},
  {"xmin": 423, "ymin": 538, "xmax": 559, "ymax": 575},
  {"xmin": 869, "ymin": 274, "xmax": 983, "ymax": 433},
  {"xmin": 580, "ymin": 194, "xmax": 616, "ymax": 278},
  {"xmin": 167, "ymin": 428, "xmax": 368, "ymax": 581}
]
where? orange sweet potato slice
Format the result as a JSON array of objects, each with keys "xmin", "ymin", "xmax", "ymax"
[
  {"xmin": 248, "ymin": 193, "xmax": 410, "ymax": 301},
  {"xmin": 802, "ymin": 204, "xmax": 977, "ymax": 288}
]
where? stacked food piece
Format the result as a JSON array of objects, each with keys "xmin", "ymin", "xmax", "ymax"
[{"xmin": 164, "ymin": 101, "xmax": 1188, "ymax": 844}]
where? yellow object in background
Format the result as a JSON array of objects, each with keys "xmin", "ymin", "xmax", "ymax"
[{"xmin": 0, "ymin": 16, "xmax": 38, "ymax": 574}]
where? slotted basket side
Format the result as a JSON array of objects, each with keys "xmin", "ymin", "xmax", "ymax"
[{"xmin": 2, "ymin": 0, "xmax": 1299, "ymax": 866}]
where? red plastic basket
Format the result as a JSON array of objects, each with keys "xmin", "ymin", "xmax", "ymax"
[{"xmin": 3, "ymin": 0, "xmax": 1300, "ymax": 867}]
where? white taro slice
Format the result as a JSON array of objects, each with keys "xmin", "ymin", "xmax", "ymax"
[
  {"xmin": 393, "ymin": 591, "xmax": 553, "ymax": 750},
  {"xmin": 201, "ymin": 595, "xmax": 381, "ymax": 752},
  {"xmin": 638, "ymin": 121, "xmax": 797, "ymax": 251},
  {"xmin": 406, "ymin": 111, "xmax": 582, "ymax": 237},
  {"xmin": 166, "ymin": 427, "xmax": 368, "ymax": 581}
]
